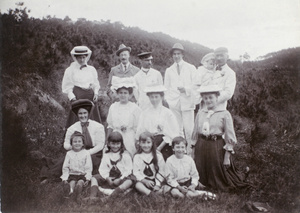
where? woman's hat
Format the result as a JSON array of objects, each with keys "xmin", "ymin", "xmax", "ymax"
[
  {"xmin": 201, "ymin": 53, "xmax": 215, "ymax": 64},
  {"xmin": 197, "ymin": 85, "xmax": 222, "ymax": 94},
  {"xmin": 170, "ymin": 43, "xmax": 184, "ymax": 55},
  {"xmin": 116, "ymin": 44, "xmax": 132, "ymax": 56},
  {"xmin": 70, "ymin": 46, "xmax": 92, "ymax": 62},
  {"xmin": 111, "ymin": 76, "xmax": 136, "ymax": 91},
  {"xmin": 144, "ymin": 84, "xmax": 167, "ymax": 93},
  {"xmin": 71, "ymin": 99, "xmax": 94, "ymax": 115}
]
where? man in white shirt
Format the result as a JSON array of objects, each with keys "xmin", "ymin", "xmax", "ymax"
[
  {"xmin": 164, "ymin": 43, "xmax": 196, "ymax": 155},
  {"xmin": 107, "ymin": 44, "xmax": 139, "ymax": 101},
  {"xmin": 134, "ymin": 52, "xmax": 163, "ymax": 110},
  {"xmin": 210, "ymin": 47, "xmax": 236, "ymax": 110}
]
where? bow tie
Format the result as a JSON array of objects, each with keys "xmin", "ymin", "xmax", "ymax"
[
  {"xmin": 81, "ymin": 122, "xmax": 89, "ymax": 127},
  {"xmin": 80, "ymin": 65, "xmax": 87, "ymax": 70},
  {"xmin": 216, "ymin": 65, "xmax": 222, "ymax": 71}
]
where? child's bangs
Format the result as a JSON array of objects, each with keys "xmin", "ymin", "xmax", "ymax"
[
  {"xmin": 108, "ymin": 131, "xmax": 123, "ymax": 143},
  {"xmin": 139, "ymin": 132, "xmax": 153, "ymax": 142}
]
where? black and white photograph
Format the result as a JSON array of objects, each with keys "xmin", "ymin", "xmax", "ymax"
[{"xmin": 1, "ymin": 0, "xmax": 300, "ymax": 212}]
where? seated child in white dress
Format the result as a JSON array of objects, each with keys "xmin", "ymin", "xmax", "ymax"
[
  {"xmin": 166, "ymin": 136, "xmax": 216, "ymax": 199},
  {"xmin": 61, "ymin": 131, "xmax": 92, "ymax": 202}
]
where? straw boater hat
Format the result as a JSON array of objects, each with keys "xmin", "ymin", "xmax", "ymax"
[
  {"xmin": 116, "ymin": 44, "xmax": 132, "ymax": 56},
  {"xmin": 197, "ymin": 85, "xmax": 222, "ymax": 94},
  {"xmin": 214, "ymin": 47, "xmax": 228, "ymax": 54},
  {"xmin": 110, "ymin": 76, "xmax": 136, "ymax": 91},
  {"xmin": 144, "ymin": 84, "xmax": 167, "ymax": 93},
  {"xmin": 201, "ymin": 52, "xmax": 215, "ymax": 65},
  {"xmin": 71, "ymin": 99, "xmax": 94, "ymax": 115},
  {"xmin": 70, "ymin": 46, "xmax": 92, "ymax": 62},
  {"xmin": 137, "ymin": 52, "xmax": 153, "ymax": 60},
  {"xmin": 170, "ymin": 43, "xmax": 184, "ymax": 55}
]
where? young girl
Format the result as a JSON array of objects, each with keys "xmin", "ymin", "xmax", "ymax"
[
  {"xmin": 61, "ymin": 131, "xmax": 92, "ymax": 202},
  {"xmin": 83, "ymin": 132, "xmax": 133, "ymax": 204},
  {"xmin": 133, "ymin": 132, "xmax": 166, "ymax": 195},
  {"xmin": 192, "ymin": 85, "xmax": 251, "ymax": 192},
  {"xmin": 166, "ymin": 136, "xmax": 216, "ymax": 199}
]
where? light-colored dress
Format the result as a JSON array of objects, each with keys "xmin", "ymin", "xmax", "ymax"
[{"xmin": 107, "ymin": 102, "xmax": 141, "ymax": 157}]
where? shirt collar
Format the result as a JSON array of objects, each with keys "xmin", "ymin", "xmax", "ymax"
[
  {"xmin": 141, "ymin": 67, "xmax": 150, "ymax": 73},
  {"xmin": 121, "ymin": 62, "xmax": 130, "ymax": 70},
  {"xmin": 176, "ymin": 60, "xmax": 184, "ymax": 66}
]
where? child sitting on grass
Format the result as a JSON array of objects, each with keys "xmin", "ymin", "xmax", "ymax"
[
  {"xmin": 61, "ymin": 131, "xmax": 92, "ymax": 202},
  {"xmin": 166, "ymin": 136, "xmax": 216, "ymax": 199},
  {"xmin": 133, "ymin": 132, "xmax": 166, "ymax": 195},
  {"xmin": 83, "ymin": 131, "xmax": 134, "ymax": 204}
]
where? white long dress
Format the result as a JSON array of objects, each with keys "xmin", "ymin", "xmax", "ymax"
[{"xmin": 107, "ymin": 102, "xmax": 141, "ymax": 157}]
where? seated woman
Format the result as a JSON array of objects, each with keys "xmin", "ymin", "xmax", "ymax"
[
  {"xmin": 192, "ymin": 85, "xmax": 252, "ymax": 192},
  {"xmin": 62, "ymin": 46, "xmax": 101, "ymax": 129},
  {"xmin": 40, "ymin": 99, "xmax": 105, "ymax": 182},
  {"xmin": 106, "ymin": 76, "xmax": 142, "ymax": 157},
  {"xmin": 135, "ymin": 85, "xmax": 180, "ymax": 160}
]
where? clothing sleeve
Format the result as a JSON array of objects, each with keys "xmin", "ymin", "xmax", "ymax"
[
  {"xmin": 88, "ymin": 123, "xmax": 105, "ymax": 155},
  {"xmin": 190, "ymin": 158, "xmax": 199, "ymax": 186},
  {"xmin": 84, "ymin": 151, "xmax": 93, "ymax": 181},
  {"xmin": 99, "ymin": 153, "xmax": 110, "ymax": 179},
  {"xmin": 223, "ymin": 111, "xmax": 237, "ymax": 153},
  {"xmin": 62, "ymin": 67, "xmax": 76, "ymax": 100},
  {"xmin": 165, "ymin": 158, "xmax": 179, "ymax": 187},
  {"xmin": 91, "ymin": 67, "xmax": 100, "ymax": 95},
  {"xmin": 106, "ymin": 105, "xmax": 113, "ymax": 129},
  {"xmin": 218, "ymin": 70, "xmax": 236, "ymax": 104},
  {"xmin": 157, "ymin": 72, "xmax": 163, "ymax": 85},
  {"xmin": 133, "ymin": 105, "xmax": 142, "ymax": 132},
  {"xmin": 135, "ymin": 113, "xmax": 146, "ymax": 141},
  {"xmin": 61, "ymin": 152, "xmax": 71, "ymax": 181},
  {"xmin": 162, "ymin": 111, "xmax": 180, "ymax": 145},
  {"xmin": 107, "ymin": 69, "xmax": 114, "ymax": 88},
  {"xmin": 120, "ymin": 152, "xmax": 133, "ymax": 179},
  {"xmin": 155, "ymin": 153, "xmax": 166, "ymax": 187},
  {"xmin": 164, "ymin": 69, "xmax": 171, "ymax": 96},
  {"xmin": 133, "ymin": 155, "xmax": 145, "ymax": 181},
  {"xmin": 183, "ymin": 65, "xmax": 196, "ymax": 97},
  {"xmin": 133, "ymin": 74, "xmax": 140, "ymax": 101},
  {"xmin": 191, "ymin": 111, "xmax": 200, "ymax": 145},
  {"xmin": 64, "ymin": 125, "xmax": 75, "ymax": 151}
]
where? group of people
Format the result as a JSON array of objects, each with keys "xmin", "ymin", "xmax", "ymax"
[{"xmin": 41, "ymin": 43, "xmax": 252, "ymax": 205}]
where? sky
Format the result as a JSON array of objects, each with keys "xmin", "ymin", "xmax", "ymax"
[{"xmin": 1, "ymin": 0, "xmax": 300, "ymax": 59}]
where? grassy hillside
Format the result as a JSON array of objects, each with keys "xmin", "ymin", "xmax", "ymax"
[{"xmin": 1, "ymin": 7, "xmax": 300, "ymax": 213}]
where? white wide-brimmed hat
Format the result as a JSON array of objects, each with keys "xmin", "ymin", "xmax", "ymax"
[
  {"xmin": 70, "ymin": 46, "xmax": 92, "ymax": 62},
  {"xmin": 197, "ymin": 85, "xmax": 222, "ymax": 94},
  {"xmin": 201, "ymin": 52, "xmax": 215, "ymax": 64},
  {"xmin": 144, "ymin": 84, "xmax": 167, "ymax": 93},
  {"xmin": 111, "ymin": 76, "xmax": 136, "ymax": 91}
]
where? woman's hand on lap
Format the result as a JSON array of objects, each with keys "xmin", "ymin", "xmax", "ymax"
[
  {"xmin": 142, "ymin": 179, "xmax": 154, "ymax": 189},
  {"xmin": 113, "ymin": 178, "xmax": 122, "ymax": 186},
  {"xmin": 84, "ymin": 180, "xmax": 89, "ymax": 187},
  {"xmin": 188, "ymin": 184, "xmax": 196, "ymax": 192},
  {"xmin": 93, "ymin": 94, "xmax": 98, "ymax": 102},
  {"xmin": 106, "ymin": 177, "xmax": 114, "ymax": 186}
]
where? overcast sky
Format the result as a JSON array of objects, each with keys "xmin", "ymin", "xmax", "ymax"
[{"xmin": 1, "ymin": 0, "xmax": 300, "ymax": 59}]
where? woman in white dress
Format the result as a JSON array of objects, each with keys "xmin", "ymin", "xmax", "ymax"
[{"xmin": 106, "ymin": 77, "xmax": 142, "ymax": 157}]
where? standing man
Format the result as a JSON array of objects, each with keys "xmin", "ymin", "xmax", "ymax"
[
  {"xmin": 107, "ymin": 44, "xmax": 139, "ymax": 101},
  {"xmin": 134, "ymin": 52, "xmax": 163, "ymax": 110},
  {"xmin": 210, "ymin": 47, "xmax": 236, "ymax": 110},
  {"xmin": 164, "ymin": 43, "xmax": 196, "ymax": 155}
]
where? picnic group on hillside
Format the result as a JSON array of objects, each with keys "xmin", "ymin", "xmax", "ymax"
[{"xmin": 40, "ymin": 43, "xmax": 253, "ymax": 205}]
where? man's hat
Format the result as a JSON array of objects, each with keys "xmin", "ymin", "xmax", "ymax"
[
  {"xmin": 214, "ymin": 47, "xmax": 228, "ymax": 54},
  {"xmin": 137, "ymin": 52, "xmax": 153, "ymax": 60},
  {"xmin": 71, "ymin": 99, "xmax": 94, "ymax": 115},
  {"xmin": 116, "ymin": 44, "xmax": 132, "ymax": 56},
  {"xmin": 170, "ymin": 43, "xmax": 184, "ymax": 55}
]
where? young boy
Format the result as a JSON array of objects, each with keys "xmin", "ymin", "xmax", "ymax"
[{"xmin": 166, "ymin": 136, "xmax": 216, "ymax": 199}]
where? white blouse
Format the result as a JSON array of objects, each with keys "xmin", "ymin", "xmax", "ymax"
[
  {"xmin": 165, "ymin": 155, "xmax": 199, "ymax": 187},
  {"xmin": 61, "ymin": 149, "xmax": 92, "ymax": 181},
  {"xmin": 62, "ymin": 62, "xmax": 100, "ymax": 100},
  {"xmin": 99, "ymin": 151, "xmax": 133, "ymax": 179},
  {"xmin": 133, "ymin": 152, "xmax": 165, "ymax": 186},
  {"xmin": 135, "ymin": 104, "xmax": 180, "ymax": 145},
  {"xmin": 64, "ymin": 119, "xmax": 105, "ymax": 155}
]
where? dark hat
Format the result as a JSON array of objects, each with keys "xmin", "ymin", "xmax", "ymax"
[
  {"xmin": 170, "ymin": 43, "xmax": 184, "ymax": 55},
  {"xmin": 137, "ymin": 52, "xmax": 153, "ymax": 60},
  {"xmin": 214, "ymin": 47, "xmax": 228, "ymax": 54},
  {"xmin": 71, "ymin": 99, "xmax": 94, "ymax": 115},
  {"xmin": 116, "ymin": 44, "xmax": 132, "ymax": 56}
]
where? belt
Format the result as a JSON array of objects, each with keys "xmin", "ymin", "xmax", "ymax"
[{"xmin": 200, "ymin": 134, "xmax": 223, "ymax": 141}]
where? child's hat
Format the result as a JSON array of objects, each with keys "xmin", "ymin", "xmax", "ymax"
[
  {"xmin": 144, "ymin": 84, "xmax": 167, "ymax": 93},
  {"xmin": 71, "ymin": 99, "xmax": 94, "ymax": 114},
  {"xmin": 201, "ymin": 52, "xmax": 215, "ymax": 64},
  {"xmin": 197, "ymin": 85, "xmax": 222, "ymax": 93}
]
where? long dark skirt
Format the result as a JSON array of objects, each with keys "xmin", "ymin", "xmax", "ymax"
[
  {"xmin": 40, "ymin": 150, "xmax": 103, "ymax": 181},
  {"xmin": 65, "ymin": 86, "xmax": 102, "ymax": 129},
  {"xmin": 194, "ymin": 136, "xmax": 251, "ymax": 192},
  {"xmin": 153, "ymin": 134, "xmax": 173, "ymax": 161}
]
